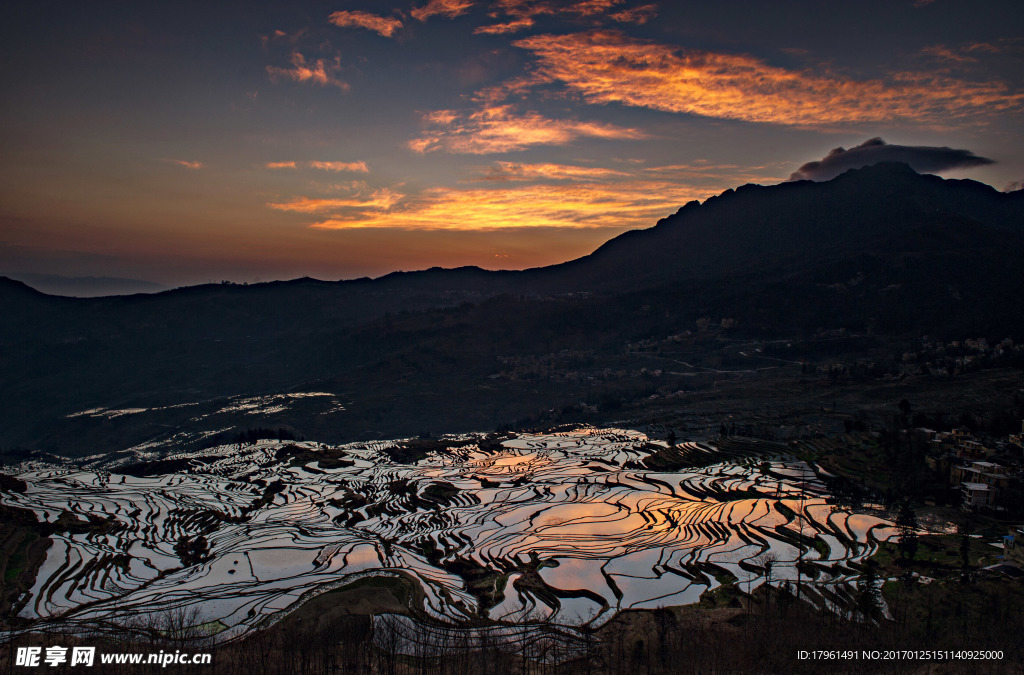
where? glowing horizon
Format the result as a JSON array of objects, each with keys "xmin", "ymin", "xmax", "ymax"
[{"xmin": 2, "ymin": 0, "xmax": 1022, "ymax": 287}]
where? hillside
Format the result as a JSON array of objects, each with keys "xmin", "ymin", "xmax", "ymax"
[{"xmin": 3, "ymin": 163, "xmax": 1024, "ymax": 456}]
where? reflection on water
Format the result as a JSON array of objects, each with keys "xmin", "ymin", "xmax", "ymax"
[{"xmin": 2, "ymin": 428, "xmax": 897, "ymax": 641}]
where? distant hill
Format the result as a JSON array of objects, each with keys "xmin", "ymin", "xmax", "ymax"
[
  {"xmin": 7, "ymin": 274, "xmax": 168, "ymax": 298},
  {"xmin": 3, "ymin": 163, "xmax": 1024, "ymax": 455}
]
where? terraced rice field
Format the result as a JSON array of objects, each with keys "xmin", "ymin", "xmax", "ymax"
[{"xmin": 0, "ymin": 428, "xmax": 898, "ymax": 644}]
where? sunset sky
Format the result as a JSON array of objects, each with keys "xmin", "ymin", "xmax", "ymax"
[{"xmin": 2, "ymin": 0, "xmax": 1023, "ymax": 288}]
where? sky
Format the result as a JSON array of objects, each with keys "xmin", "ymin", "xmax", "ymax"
[{"xmin": 2, "ymin": 0, "xmax": 1023, "ymax": 289}]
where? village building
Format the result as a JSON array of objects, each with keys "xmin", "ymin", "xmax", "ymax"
[
  {"xmin": 1003, "ymin": 527, "xmax": 1024, "ymax": 566},
  {"xmin": 962, "ymin": 482, "xmax": 998, "ymax": 509}
]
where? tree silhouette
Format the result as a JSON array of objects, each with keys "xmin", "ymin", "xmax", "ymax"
[
  {"xmin": 896, "ymin": 500, "xmax": 919, "ymax": 563},
  {"xmin": 856, "ymin": 560, "xmax": 882, "ymax": 621}
]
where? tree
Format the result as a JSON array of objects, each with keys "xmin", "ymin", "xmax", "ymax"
[
  {"xmin": 895, "ymin": 500, "xmax": 919, "ymax": 563},
  {"xmin": 959, "ymin": 521, "xmax": 973, "ymax": 584},
  {"xmin": 827, "ymin": 474, "xmax": 863, "ymax": 511},
  {"xmin": 653, "ymin": 607, "xmax": 675, "ymax": 670},
  {"xmin": 855, "ymin": 560, "xmax": 882, "ymax": 621},
  {"xmin": 754, "ymin": 551, "xmax": 779, "ymax": 618},
  {"xmin": 777, "ymin": 580, "xmax": 794, "ymax": 615}
]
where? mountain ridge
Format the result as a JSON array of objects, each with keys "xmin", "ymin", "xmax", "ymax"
[
  {"xmin": 3, "ymin": 161, "xmax": 1024, "ymax": 454},
  {"xmin": 8, "ymin": 162, "xmax": 1022, "ymax": 302},
  {"xmin": 549, "ymin": 162, "xmax": 1024, "ymax": 288}
]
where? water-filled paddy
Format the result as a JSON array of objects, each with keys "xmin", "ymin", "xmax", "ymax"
[{"xmin": 1, "ymin": 428, "xmax": 897, "ymax": 641}]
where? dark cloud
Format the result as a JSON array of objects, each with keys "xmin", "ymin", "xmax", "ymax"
[{"xmin": 788, "ymin": 138, "xmax": 995, "ymax": 182}]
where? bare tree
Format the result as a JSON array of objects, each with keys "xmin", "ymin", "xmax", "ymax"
[
  {"xmin": 155, "ymin": 604, "xmax": 206, "ymax": 643},
  {"xmin": 753, "ymin": 551, "xmax": 779, "ymax": 619}
]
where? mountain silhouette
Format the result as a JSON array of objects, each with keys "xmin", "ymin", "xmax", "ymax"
[
  {"xmin": 537, "ymin": 161, "xmax": 1024, "ymax": 289},
  {"xmin": 3, "ymin": 163, "xmax": 1023, "ymax": 454}
]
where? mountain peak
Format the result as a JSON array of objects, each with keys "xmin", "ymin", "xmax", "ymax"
[
  {"xmin": 573, "ymin": 159, "xmax": 1023, "ymax": 289},
  {"xmin": 836, "ymin": 160, "xmax": 919, "ymax": 179}
]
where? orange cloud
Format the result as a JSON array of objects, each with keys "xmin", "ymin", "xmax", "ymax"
[
  {"xmin": 309, "ymin": 161, "xmax": 370, "ymax": 173},
  {"xmin": 492, "ymin": 0, "xmax": 541, "ymax": 17},
  {"xmin": 513, "ymin": 31, "xmax": 1024, "ymax": 126},
  {"xmin": 267, "ymin": 159, "xmax": 786, "ymax": 232},
  {"xmin": 323, "ymin": 180, "xmax": 371, "ymax": 193},
  {"xmin": 267, "ymin": 188, "xmax": 404, "ymax": 213},
  {"xmin": 327, "ymin": 10, "xmax": 403, "ymax": 37},
  {"xmin": 168, "ymin": 160, "xmax": 203, "ymax": 170},
  {"xmin": 474, "ymin": 18, "xmax": 535, "ymax": 34},
  {"xmin": 964, "ymin": 41, "xmax": 1006, "ymax": 54},
  {"xmin": 411, "ymin": 0, "xmax": 475, "ymax": 21},
  {"xmin": 570, "ymin": 0, "xmax": 624, "ymax": 16},
  {"xmin": 920, "ymin": 39, "xmax": 1019, "ymax": 64},
  {"xmin": 492, "ymin": 0, "xmax": 627, "ymax": 21},
  {"xmin": 408, "ymin": 104, "xmax": 648, "ymax": 154},
  {"xmin": 306, "ymin": 180, "xmax": 710, "ymax": 230},
  {"xmin": 264, "ymin": 161, "xmax": 368, "ymax": 172},
  {"xmin": 475, "ymin": 161, "xmax": 630, "ymax": 181},
  {"xmin": 266, "ymin": 52, "xmax": 348, "ymax": 89},
  {"xmin": 921, "ymin": 44, "xmax": 977, "ymax": 63},
  {"xmin": 259, "ymin": 28, "xmax": 308, "ymax": 49},
  {"xmin": 610, "ymin": 3, "xmax": 656, "ymax": 24},
  {"xmin": 471, "ymin": 73, "xmax": 551, "ymax": 104}
]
